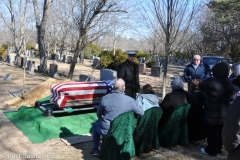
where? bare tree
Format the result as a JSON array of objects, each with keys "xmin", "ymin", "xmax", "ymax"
[
  {"xmin": 45, "ymin": 1, "xmax": 73, "ymax": 60},
  {"xmin": 32, "ymin": 0, "xmax": 53, "ymax": 72},
  {"xmin": 67, "ymin": 0, "xmax": 127, "ymax": 79},
  {"xmin": 139, "ymin": 0, "xmax": 203, "ymax": 98},
  {"xmin": 0, "ymin": 0, "xmax": 31, "ymax": 60}
]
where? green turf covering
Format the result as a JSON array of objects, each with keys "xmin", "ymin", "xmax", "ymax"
[{"xmin": 3, "ymin": 96, "xmax": 98, "ymax": 144}]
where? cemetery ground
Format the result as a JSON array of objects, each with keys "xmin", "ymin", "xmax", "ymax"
[{"xmin": 0, "ymin": 55, "xmax": 227, "ymax": 160}]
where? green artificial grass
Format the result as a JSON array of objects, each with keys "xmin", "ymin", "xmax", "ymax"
[{"xmin": 4, "ymin": 96, "xmax": 98, "ymax": 144}]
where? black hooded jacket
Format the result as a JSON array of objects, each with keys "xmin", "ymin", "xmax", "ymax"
[{"xmin": 199, "ymin": 62, "xmax": 240, "ymax": 125}]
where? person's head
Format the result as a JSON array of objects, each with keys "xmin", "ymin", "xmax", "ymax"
[
  {"xmin": 113, "ymin": 78, "xmax": 125, "ymax": 92},
  {"xmin": 126, "ymin": 51, "xmax": 136, "ymax": 62},
  {"xmin": 193, "ymin": 55, "xmax": 201, "ymax": 66},
  {"xmin": 141, "ymin": 84, "xmax": 155, "ymax": 94},
  {"xmin": 232, "ymin": 62, "xmax": 240, "ymax": 77},
  {"xmin": 171, "ymin": 76, "xmax": 184, "ymax": 91},
  {"xmin": 212, "ymin": 62, "xmax": 230, "ymax": 78}
]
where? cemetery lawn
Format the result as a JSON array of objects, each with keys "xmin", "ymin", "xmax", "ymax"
[{"xmin": 0, "ymin": 56, "xmax": 227, "ymax": 160}]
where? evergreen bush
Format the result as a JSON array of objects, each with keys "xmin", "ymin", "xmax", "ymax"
[{"xmin": 146, "ymin": 60, "xmax": 156, "ymax": 68}]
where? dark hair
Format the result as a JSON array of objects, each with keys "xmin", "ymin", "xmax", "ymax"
[{"xmin": 141, "ymin": 84, "xmax": 155, "ymax": 94}]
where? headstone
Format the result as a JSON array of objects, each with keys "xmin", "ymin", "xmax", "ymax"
[
  {"xmin": 93, "ymin": 57, "xmax": 100, "ymax": 66},
  {"xmin": 89, "ymin": 56, "xmax": 95, "ymax": 60},
  {"xmin": 139, "ymin": 63, "xmax": 146, "ymax": 74},
  {"xmin": 67, "ymin": 56, "xmax": 72, "ymax": 64},
  {"xmin": 100, "ymin": 69, "xmax": 117, "ymax": 81},
  {"xmin": 48, "ymin": 54, "xmax": 52, "ymax": 60},
  {"xmin": 155, "ymin": 62, "xmax": 161, "ymax": 67},
  {"xmin": 21, "ymin": 57, "xmax": 27, "ymax": 68},
  {"xmin": 26, "ymin": 60, "xmax": 31, "ymax": 70},
  {"xmin": 17, "ymin": 56, "xmax": 22, "ymax": 66},
  {"xmin": 3, "ymin": 74, "xmax": 11, "ymax": 81},
  {"xmin": 62, "ymin": 55, "xmax": 66, "ymax": 63},
  {"xmin": 79, "ymin": 74, "xmax": 95, "ymax": 82},
  {"xmin": 6, "ymin": 54, "xmax": 12, "ymax": 65},
  {"xmin": 55, "ymin": 54, "xmax": 61, "ymax": 61},
  {"xmin": 26, "ymin": 60, "xmax": 35, "ymax": 74},
  {"xmin": 77, "ymin": 57, "xmax": 80, "ymax": 63},
  {"xmin": 37, "ymin": 65, "xmax": 40, "ymax": 72},
  {"xmin": 49, "ymin": 64, "xmax": 58, "ymax": 78},
  {"xmin": 151, "ymin": 66, "xmax": 162, "ymax": 77},
  {"xmin": 30, "ymin": 51, "xmax": 34, "ymax": 57}
]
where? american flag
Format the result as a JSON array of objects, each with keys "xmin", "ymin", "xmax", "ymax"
[{"xmin": 50, "ymin": 80, "xmax": 114, "ymax": 107}]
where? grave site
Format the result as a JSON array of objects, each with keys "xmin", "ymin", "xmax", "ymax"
[{"xmin": 0, "ymin": 55, "xmax": 227, "ymax": 160}]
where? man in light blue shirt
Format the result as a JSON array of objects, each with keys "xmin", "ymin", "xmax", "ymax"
[{"xmin": 89, "ymin": 78, "xmax": 144, "ymax": 156}]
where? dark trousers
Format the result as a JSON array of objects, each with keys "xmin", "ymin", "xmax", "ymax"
[{"xmin": 205, "ymin": 124, "xmax": 223, "ymax": 155}]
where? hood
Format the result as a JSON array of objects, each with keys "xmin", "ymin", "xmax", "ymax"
[
  {"xmin": 212, "ymin": 62, "xmax": 230, "ymax": 78},
  {"xmin": 171, "ymin": 76, "xmax": 184, "ymax": 90}
]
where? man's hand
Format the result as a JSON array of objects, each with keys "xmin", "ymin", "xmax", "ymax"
[
  {"xmin": 191, "ymin": 79, "xmax": 202, "ymax": 90},
  {"xmin": 191, "ymin": 79, "xmax": 201, "ymax": 85}
]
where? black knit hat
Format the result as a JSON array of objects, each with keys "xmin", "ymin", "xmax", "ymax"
[{"xmin": 212, "ymin": 62, "xmax": 230, "ymax": 78}]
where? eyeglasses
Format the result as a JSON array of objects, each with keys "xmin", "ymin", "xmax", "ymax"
[{"xmin": 194, "ymin": 59, "xmax": 200, "ymax": 61}]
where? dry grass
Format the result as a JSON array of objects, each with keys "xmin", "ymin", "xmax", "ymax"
[{"xmin": 4, "ymin": 78, "xmax": 72, "ymax": 108}]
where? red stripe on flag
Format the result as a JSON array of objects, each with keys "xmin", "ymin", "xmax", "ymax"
[{"xmin": 59, "ymin": 94, "xmax": 105, "ymax": 107}]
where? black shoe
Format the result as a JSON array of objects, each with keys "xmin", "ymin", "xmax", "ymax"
[{"xmin": 89, "ymin": 148, "xmax": 99, "ymax": 156}]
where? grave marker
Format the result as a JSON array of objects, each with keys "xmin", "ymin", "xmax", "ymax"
[
  {"xmin": 79, "ymin": 74, "xmax": 95, "ymax": 82},
  {"xmin": 3, "ymin": 74, "xmax": 11, "ymax": 81},
  {"xmin": 49, "ymin": 64, "xmax": 58, "ymax": 78},
  {"xmin": 139, "ymin": 63, "xmax": 146, "ymax": 74},
  {"xmin": 100, "ymin": 69, "xmax": 117, "ymax": 81}
]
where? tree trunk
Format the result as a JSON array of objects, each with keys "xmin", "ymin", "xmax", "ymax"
[
  {"xmin": 68, "ymin": 39, "xmax": 81, "ymax": 79},
  {"xmin": 33, "ymin": 0, "xmax": 52, "ymax": 73}
]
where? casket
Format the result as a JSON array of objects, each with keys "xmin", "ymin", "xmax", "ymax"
[{"xmin": 50, "ymin": 80, "xmax": 113, "ymax": 108}]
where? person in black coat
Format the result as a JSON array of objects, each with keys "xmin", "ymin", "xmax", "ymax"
[
  {"xmin": 198, "ymin": 62, "xmax": 239, "ymax": 156},
  {"xmin": 159, "ymin": 76, "xmax": 189, "ymax": 125},
  {"xmin": 222, "ymin": 92, "xmax": 240, "ymax": 160},
  {"xmin": 117, "ymin": 51, "xmax": 140, "ymax": 99}
]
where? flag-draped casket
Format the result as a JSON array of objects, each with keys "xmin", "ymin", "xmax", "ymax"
[{"xmin": 50, "ymin": 80, "xmax": 114, "ymax": 108}]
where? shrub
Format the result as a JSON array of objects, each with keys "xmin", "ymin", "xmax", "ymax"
[
  {"xmin": 1, "ymin": 44, "xmax": 8, "ymax": 50},
  {"xmin": 100, "ymin": 55, "xmax": 114, "ymax": 69},
  {"xmin": 26, "ymin": 43, "xmax": 36, "ymax": 50},
  {"xmin": 136, "ymin": 50, "xmax": 151, "ymax": 61},
  {"xmin": 84, "ymin": 43, "xmax": 102, "ymax": 58},
  {"xmin": 113, "ymin": 52, "xmax": 128, "ymax": 67},
  {"xmin": 1, "ymin": 50, "xmax": 8, "ymax": 61},
  {"xmin": 100, "ymin": 50, "xmax": 113, "ymax": 57},
  {"xmin": 146, "ymin": 60, "xmax": 156, "ymax": 68}
]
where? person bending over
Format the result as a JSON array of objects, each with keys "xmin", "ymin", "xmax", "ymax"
[
  {"xmin": 136, "ymin": 84, "xmax": 160, "ymax": 111},
  {"xmin": 89, "ymin": 78, "xmax": 144, "ymax": 156},
  {"xmin": 159, "ymin": 76, "xmax": 189, "ymax": 125}
]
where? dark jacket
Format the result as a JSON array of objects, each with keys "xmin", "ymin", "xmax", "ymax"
[
  {"xmin": 117, "ymin": 59, "xmax": 140, "ymax": 99},
  {"xmin": 222, "ymin": 94, "xmax": 240, "ymax": 160},
  {"xmin": 232, "ymin": 77, "xmax": 240, "ymax": 88},
  {"xmin": 198, "ymin": 62, "xmax": 239, "ymax": 125},
  {"xmin": 184, "ymin": 61, "xmax": 211, "ymax": 83},
  {"xmin": 159, "ymin": 89, "xmax": 189, "ymax": 124}
]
